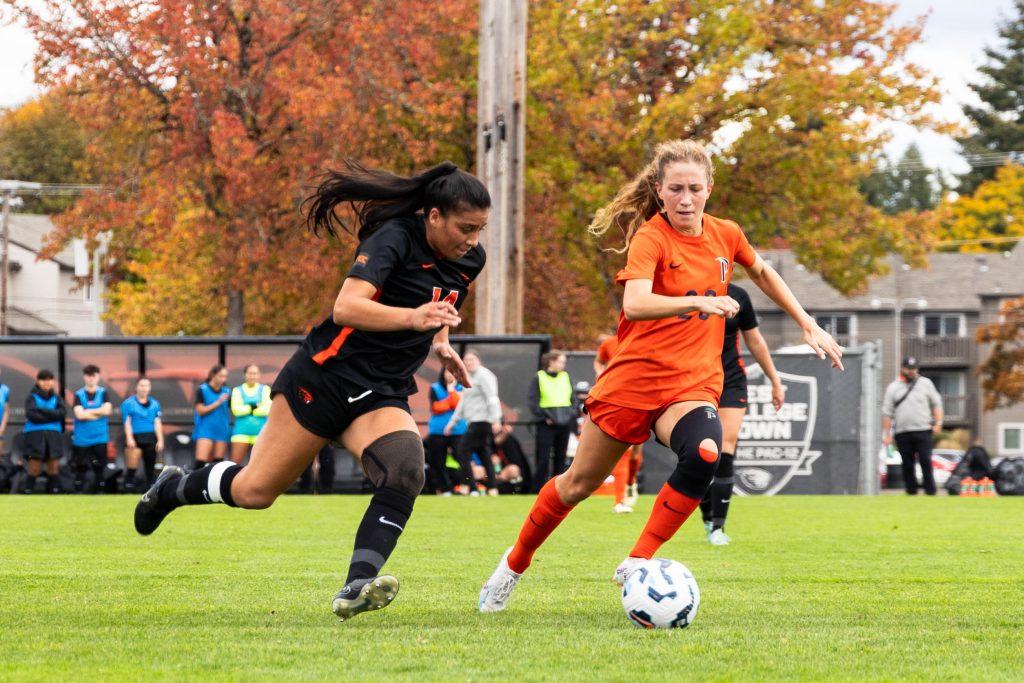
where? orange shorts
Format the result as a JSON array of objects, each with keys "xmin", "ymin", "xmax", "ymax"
[{"xmin": 583, "ymin": 396, "xmax": 670, "ymax": 445}]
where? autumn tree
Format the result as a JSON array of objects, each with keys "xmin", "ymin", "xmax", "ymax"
[
  {"xmin": 977, "ymin": 297, "xmax": 1024, "ymax": 409},
  {"xmin": 935, "ymin": 163, "xmax": 1024, "ymax": 252},
  {"xmin": 523, "ymin": 0, "xmax": 945, "ymax": 345},
  {"xmin": 0, "ymin": 91, "xmax": 87, "ymax": 213},
  {"xmin": 10, "ymin": 0, "xmax": 479, "ymax": 335}
]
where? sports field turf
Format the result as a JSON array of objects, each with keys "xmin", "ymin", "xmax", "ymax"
[{"xmin": 1, "ymin": 494, "xmax": 1021, "ymax": 681}]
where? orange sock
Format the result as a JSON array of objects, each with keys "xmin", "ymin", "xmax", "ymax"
[
  {"xmin": 630, "ymin": 483, "xmax": 700, "ymax": 559},
  {"xmin": 612, "ymin": 451, "xmax": 630, "ymax": 504},
  {"xmin": 627, "ymin": 449, "xmax": 643, "ymax": 486},
  {"xmin": 507, "ymin": 477, "xmax": 575, "ymax": 573}
]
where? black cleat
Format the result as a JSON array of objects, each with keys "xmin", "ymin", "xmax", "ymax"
[
  {"xmin": 332, "ymin": 576, "xmax": 400, "ymax": 622},
  {"xmin": 134, "ymin": 466, "xmax": 184, "ymax": 536}
]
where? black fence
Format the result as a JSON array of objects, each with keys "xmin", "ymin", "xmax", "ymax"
[{"xmin": 0, "ymin": 335, "xmax": 553, "ymax": 490}]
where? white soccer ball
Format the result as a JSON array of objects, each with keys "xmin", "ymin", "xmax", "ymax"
[{"xmin": 621, "ymin": 558, "xmax": 700, "ymax": 629}]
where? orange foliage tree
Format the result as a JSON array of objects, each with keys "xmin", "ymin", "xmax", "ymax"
[
  {"xmin": 977, "ymin": 297, "xmax": 1024, "ymax": 409},
  {"xmin": 10, "ymin": 0, "xmax": 478, "ymax": 334}
]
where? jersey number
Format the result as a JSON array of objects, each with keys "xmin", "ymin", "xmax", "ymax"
[
  {"xmin": 432, "ymin": 288, "xmax": 459, "ymax": 306},
  {"xmin": 679, "ymin": 289, "xmax": 718, "ymax": 321}
]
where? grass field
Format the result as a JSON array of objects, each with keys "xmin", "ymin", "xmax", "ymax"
[{"xmin": 1, "ymin": 494, "xmax": 1022, "ymax": 681}]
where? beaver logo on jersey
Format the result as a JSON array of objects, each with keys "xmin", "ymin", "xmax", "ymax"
[
  {"xmin": 715, "ymin": 257, "xmax": 731, "ymax": 283},
  {"xmin": 732, "ymin": 365, "xmax": 821, "ymax": 496}
]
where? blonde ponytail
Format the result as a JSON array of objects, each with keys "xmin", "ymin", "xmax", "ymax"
[{"xmin": 588, "ymin": 139, "xmax": 714, "ymax": 253}]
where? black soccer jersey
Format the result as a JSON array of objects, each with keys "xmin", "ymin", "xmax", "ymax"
[
  {"xmin": 721, "ymin": 283, "xmax": 759, "ymax": 386},
  {"xmin": 301, "ymin": 214, "xmax": 485, "ymax": 397}
]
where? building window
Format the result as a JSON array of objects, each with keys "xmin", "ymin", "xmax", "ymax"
[
  {"xmin": 921, "ymin": 370, "xmax": 966, "ymax": 419},
  {"xmin": 921, "ymin": 313, "xmax": 964, "ymax": 337},
  {"xmin": 814, "ymin": 314, "xmax": 856, "ymax": 346},
  {"xmin": 1000, "ymin": 424, "xmax": 1024, "ymax": 455}
]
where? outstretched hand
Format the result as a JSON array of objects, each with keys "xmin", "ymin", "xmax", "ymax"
[
  {"xmin": 411, "ymin": 302, "xmax": 461, "ymax": 331},
  {"xmin": 803, "ymin": 324, "xmax": 844, "ymax": 371},
  {"xmin": 696, "ymin": 296, "xmax": 740, "ymax": 319},
  {"xmin": 434, "ymin": 341, "xmax": 471, "ymax": 388}
]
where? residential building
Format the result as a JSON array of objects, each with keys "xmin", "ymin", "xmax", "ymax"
[
  {"xmin": 3, "ymin": 213, "xmax": 105, "ymax": 336},
  {"xmin": 744, "ymin": 245, "xmax": 1024, "ymax": 456}
]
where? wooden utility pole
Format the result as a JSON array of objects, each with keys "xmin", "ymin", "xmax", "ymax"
[{"xmin": 475, "ymin": 0, "xmax": 527, "ymax": 334}]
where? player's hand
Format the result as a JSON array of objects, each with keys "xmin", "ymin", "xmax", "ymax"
[
  {"xmin": 156, "ymin": 441, "xmax": 164, "ymax": 453},
  {"xmin": 126, "ymin": 437, "xmax": 136, "ymax": 449},
  {"xmin": 932, "ymin": 423, "xmax": 943, "ymax": 436},
  {"xmin": 433, "ymin": 341, "xmax": 471, "ymax": 387},
  {"xmin": 695, "ymin": 296, "xmax": 740, "ymax": 319},
  {"xmin": 882, "ymin": 432, "xmax": 892, "ymax": 447},
  {"xmin": 802, "ymin": 324, "xmax": 844, "ymax": 371},
  {"xmin": 771, "ymin": 381, "xmax": 786, "ymax": 411},
  {"xmin": 491, "ymin": 423, "xmax": 502, "ymax": 436},
  {"xmin": 412, "ymin": 302, "xmax": 461, "ymax": 331}
]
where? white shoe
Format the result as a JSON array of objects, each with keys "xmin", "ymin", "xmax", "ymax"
[
  {"xmin": 612, "ymin": 502, "xmax": 633, "ymax": 514},
  {"xmin": 623, "ymin": 483, "xmax": 639, "ymax": 507},
  {"xmin": 487, "ymin": 488, "xmax": 499, "ymax": 497},
  {"xmin": 613, "ymin": 556, "xmax": 645, "ymax": 587},
  {"xmin": 708, "ymin": 528, "xmax": 731, "ymax": 546},
  {"xmin": 478, "ymin": 547, "xmax": 522, "ymax": 613}
]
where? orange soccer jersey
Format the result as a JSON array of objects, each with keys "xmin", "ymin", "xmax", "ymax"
[{"xmin": 589, "ymin": 212, "xmax": 756, "ymax": 410}]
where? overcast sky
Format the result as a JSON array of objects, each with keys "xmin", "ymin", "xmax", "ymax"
[{"xmin": 0, "ymin": 1, "xmax": 1018, "ymax": 174}]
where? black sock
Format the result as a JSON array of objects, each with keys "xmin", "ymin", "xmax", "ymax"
[
  {"xmin": 699, "ymin": 491, "xmax": 713, "ymax": 524},
  {"xmin": 157, "ymin": 461, "xmax": 241, "ymax": 508},
  {"xmin": 711, "ymin": 451, "xmax": 734, "ymax": 531},
  {"xmin": 126, "ymin": 468, "xmax": 137, "ymax": 484},
  {"xmin": 24, "ymin": 474, "xmax": 37, "ymax": 492},
  {"xmin": 345, "ymin": 486, "xmax": 415, "ymax": 585}
]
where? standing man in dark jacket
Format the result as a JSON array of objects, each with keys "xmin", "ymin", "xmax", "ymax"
[
  {"xmin": 528, "ymin": 351, "xmax": 577, "ymax": 492},
  {"xmin": 23, "ymin": 369, "xmax": 68, "ymax": 493}
]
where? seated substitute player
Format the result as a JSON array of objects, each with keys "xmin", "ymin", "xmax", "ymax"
[
  {"xmin": 23, "ymin": 369, "xmax": 68, "ymax": 494},
  {"xmin": 698, "ymin": 282, "xmax": 785, "ymax": 545},
  {"xmin": 71, "ymin": 364, "xmax": 113, "ymax": 493},
  {"xmin": 122, "ymin": 377, "xmax": 164, "ymax": 490},
  {"xmin": 479, "ymin": 139, "xmax": 843, "ymax": 612},
  {"xmin": 134, "ymin": 159, "xmax": 490, "ymax": 622}
]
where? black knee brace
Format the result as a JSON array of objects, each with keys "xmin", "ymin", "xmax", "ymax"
[
  {"xmin": 666, "ymin": 406, "xmax": 722, "ymax": 499},
  {"xmin": 359, "ymin": 431, "xmax": 426, "ymax": 498}
]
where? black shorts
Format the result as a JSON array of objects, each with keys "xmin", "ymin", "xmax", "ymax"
[
  {"xmin": 126, "ymin": 432, "xmax": 158, "ymax": 447},
  {"xmin": 719, "ymin": 378, "xmax": 749, "ymax": 409},
  {"xmin": 271, "ymin": 350, "xmax": 411, "ymax": 440},
  {"xmin": 72, "ymin": 443, "xmax": 108, "ymax": 466},
  {"xmin": 24, "ymin": 431, "xmax": 65, "ymax": 461}
]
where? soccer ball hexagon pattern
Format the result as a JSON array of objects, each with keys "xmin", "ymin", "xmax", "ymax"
[{"xmin": 621, "ymin": 558, "xmax": 700, "ymax": 629}]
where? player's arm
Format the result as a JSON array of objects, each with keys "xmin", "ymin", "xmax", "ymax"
[
  {"xmin": 73, "ymin": 403, "xmax": 97, "ymax": 421},
  {"xmin": 231, "ymin": 387, "xmax": 252, "ymax": 417},
  {"xmin": 742, "ymin": 327, "xmax": 785, "ymax": 409},
  {"xmin": 124, "ymin": 412, "xmax": 136, "ymax": 448},
  {"xmin": 0, "ymin": 402, "xmax": 8, "ymax": 436},
  {"xmin": 742, "ymin": 254, "xmax": 843, "ymax": 370},
  {"xmin": 154, "ymin": 417, "xmax": 164, "ymax": 452},
  {"xmin": 432, "ymin": 325, "xmax": 471, "ymax": 387},
  {"xmin": 622, "ymin": 279, "xmax": 739, "ymax": 321},
  {"xmin": 333, "ymin": 277, "xmax": 461, "ymax": 332}
]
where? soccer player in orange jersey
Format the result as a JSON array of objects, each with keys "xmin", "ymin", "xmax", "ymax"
[{"xmin": 479, "ymin": 139, "xmax": 844, "ymax": 612}]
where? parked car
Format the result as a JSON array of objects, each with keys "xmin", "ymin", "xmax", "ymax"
[{"xmin": 879, "ymin": 446, "xmax": 963, "ymax": 489}]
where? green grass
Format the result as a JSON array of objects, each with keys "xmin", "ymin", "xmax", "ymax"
[{"xmin": 0, "ymin": 494, "xmax": 1022, "ymax": 681}]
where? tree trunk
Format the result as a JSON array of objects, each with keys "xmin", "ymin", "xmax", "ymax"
[{"xmin": 227, "ymin": 289, "xmax": 244, "ymax": 335}]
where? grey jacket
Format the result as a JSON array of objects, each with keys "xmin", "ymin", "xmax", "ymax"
[
  {"xmin": 449, "ymin": 366, "xmax": 502, "ymax": 425},
  {"xmin": 882, "ymin": 376, "xmax": 942, "ymax": 434}
]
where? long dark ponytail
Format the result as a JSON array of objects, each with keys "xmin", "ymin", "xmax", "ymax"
[{"xmin": 304, "ymin": 159, "xmax": 490, "ymax": 240}]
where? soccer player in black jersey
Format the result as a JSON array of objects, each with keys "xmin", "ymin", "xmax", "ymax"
[
  {"xmin": 699, "ymin": 283, "xmax": 785, "ymax": 545},
  {"xmin": 134, "ymin": 159, "xmax": 490, "ymax": 621}
]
